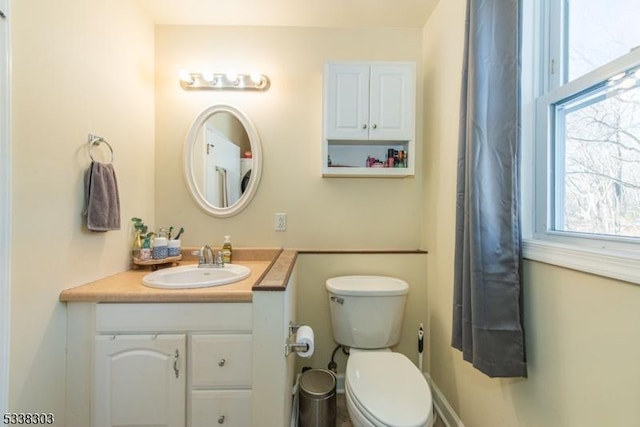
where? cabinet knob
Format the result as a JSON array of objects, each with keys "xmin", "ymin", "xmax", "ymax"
[
  {"xmin": 218, "ymin": 358, "xmax": 226, "ymax": 367},
  {"xmin": 218, "ymin": 415, "xmax": 225, "ymax": 424},
  {"xmin": 362, "ymin": 124, "xmax": 367, "ymax": 129},
  {"xmin": 372, "ymin": 124, "xmax": 377, "ymax": 129}
]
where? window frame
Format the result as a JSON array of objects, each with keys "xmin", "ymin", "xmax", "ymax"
[{"xmin": 522, "ymin": 0, "xmax": 640, "ymax": 284}]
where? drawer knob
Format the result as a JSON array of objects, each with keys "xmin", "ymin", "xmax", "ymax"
[
  {"xmin": 218, "ymin": 415, "xmax": 225, "ymax": 424},
  {"xmin": 218, "ymin": 359, "xmax": 226, "ymax": 367}
]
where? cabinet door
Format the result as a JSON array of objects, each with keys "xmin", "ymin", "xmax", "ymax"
[
  {"xmin": 190, "ymin": 390, "xmax": 251, "ymax": 427},
  {"xmin": 94, "ymin": 334, "xmax": 186, "ymax": 427},
  {"xmin": 369, "ymin": 63, "xmax": 415, "ymax": 141},
  {"xmin": 324, "ymin": 63, "xmax": 370, "ymax": 140}
]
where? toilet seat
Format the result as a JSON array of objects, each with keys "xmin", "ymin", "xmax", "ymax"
[{"xmin": 346, "ymin": 352, "xmax": 433, "ymax": 427}]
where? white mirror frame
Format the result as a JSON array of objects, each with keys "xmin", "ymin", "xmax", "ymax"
[{"xmin": 183, "ymin": 104, "xmax": 263, "ymax": 218}]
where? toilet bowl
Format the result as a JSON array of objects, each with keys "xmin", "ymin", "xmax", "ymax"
[
  {"xmin": 344, "ymin": 351, "xmax": 433, "ymax": 427},
  {"xmin": 326, "ymin": 276, "xmax": 435, "ymax": 427}
]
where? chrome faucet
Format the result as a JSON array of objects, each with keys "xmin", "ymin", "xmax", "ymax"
[{"xmin": 198, "ymin": 245, "xmax": 224, "ymax": 268}]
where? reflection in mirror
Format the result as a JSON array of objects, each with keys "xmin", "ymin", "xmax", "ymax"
[
  {"xmin": 184, "ymin": 105, "xmax": 262, "ymax": 218},
  {"xmin": 193, "ymin": 112, "xmax": 251, "ymax": 207}
]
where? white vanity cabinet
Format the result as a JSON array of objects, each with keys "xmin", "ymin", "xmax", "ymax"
[
  {"xmin": 64, "ymin": 251, "xmax": 299, "ymax": 427},
  {"xmin": 67, "ymin": 302, "xmax": 253, "ymax": 427},
  {"xmin": 323, "ymin": 61, "xmax": 416, "ymax": 177}
]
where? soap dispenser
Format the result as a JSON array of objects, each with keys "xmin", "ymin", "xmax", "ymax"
[{"xmin": 222, "ymin": 235, "xmax": 232, "ymax": 263}]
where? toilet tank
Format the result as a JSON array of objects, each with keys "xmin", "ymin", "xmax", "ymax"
[{"xmin": 326, "ymin": 276, "xmax": 409, "ymax": 349}]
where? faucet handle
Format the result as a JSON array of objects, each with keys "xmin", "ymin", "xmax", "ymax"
[
  {"xmin": 215, "ymin": 250, "xmax": 224, "ymax": 265},
  {"xmin": 197, "ymin": 246, "xmax": 208, "ymax": 264}
]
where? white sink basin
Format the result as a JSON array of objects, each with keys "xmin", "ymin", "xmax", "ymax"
[{"xmin": 142, "ymin": 264, "xmax": 251, "ymax": 289}]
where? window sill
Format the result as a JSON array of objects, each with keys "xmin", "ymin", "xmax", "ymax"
[{"xmin": 522, "ymin": 239, "xmax": 640, "ymax": 285}]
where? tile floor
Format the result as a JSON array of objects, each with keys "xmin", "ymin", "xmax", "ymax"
[
  {"xmin": 336, "ymin": 392, "xmax": 446, "ymax": 427},
  {"xmin": 336, "ymin": 392, "xmax": 352, "ymax": 427}
]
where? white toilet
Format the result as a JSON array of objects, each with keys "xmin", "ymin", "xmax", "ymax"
[{"xmin": 326, "ymin": 276, "xmax": 434, "ymax": 427}]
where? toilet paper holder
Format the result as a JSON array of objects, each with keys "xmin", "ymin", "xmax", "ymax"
[{"xmin": 285, "ymin": 322, "xmax": 310, "ymax": 357}]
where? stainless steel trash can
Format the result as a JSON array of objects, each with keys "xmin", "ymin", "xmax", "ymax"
[{"xmin": 298, "ymin": 369, "xmax": 336, "ymax": 427}]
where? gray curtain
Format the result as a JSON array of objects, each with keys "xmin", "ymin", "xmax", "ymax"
[{"xmin": 452, "ymin": 0, "xmax": 527, "ymax": 378}]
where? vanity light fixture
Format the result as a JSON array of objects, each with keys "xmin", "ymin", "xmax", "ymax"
[{"xmin": 179, "ymin": 69, "xmax": 270, "ymax": 91}]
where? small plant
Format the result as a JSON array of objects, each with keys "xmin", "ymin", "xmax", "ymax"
[
  {"xmin": 131, "ymin": 217, "xmax": 155, "ymax": 248},
  {"xmin": 131, "ymin": 217, "xmax": 148, "ymax": 235}
]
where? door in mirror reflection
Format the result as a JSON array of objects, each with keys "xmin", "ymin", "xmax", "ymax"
[{"xmin": 202, "ymin": 122, "xmax": 243, "ymax": 207}]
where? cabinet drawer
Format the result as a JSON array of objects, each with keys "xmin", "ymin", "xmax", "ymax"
[
  {"xmin": 96, "ymin": 303, "xmax": 252, "ymax": 332},
  {"xmin": 190, "ymin": 334, "xmax": 252, "ymax": 388},
  {"xmin": 190, "ymin": 390, "xmax": 250, "ymax": 427}
]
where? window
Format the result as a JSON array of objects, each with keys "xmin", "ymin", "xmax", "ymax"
[
  {"xmin": 553, "ymin": 64, "xmax": 640, "ymax": 239},
  {"xmin": 524, "ymin": 0, "xmax": 640, "ymax": 282}
]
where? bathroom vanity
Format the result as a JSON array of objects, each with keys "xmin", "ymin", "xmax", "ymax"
[{"xmin": 60, "ymin": 249, "xmax": 298, "ymax": 427}]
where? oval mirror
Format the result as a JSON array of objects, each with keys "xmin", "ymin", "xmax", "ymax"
[{"xmin": 183, "ymin": 104, "xmax": 263, "ymax": 218}]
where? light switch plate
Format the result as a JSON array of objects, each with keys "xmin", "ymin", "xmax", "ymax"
[{"xmin": 275, "ymin": 213, "xmax": 287, "ymax": 231}]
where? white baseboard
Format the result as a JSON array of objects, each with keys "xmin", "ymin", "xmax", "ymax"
[{"xmin": 423, "ymin": 372, "xmax": 465, "ymax": 427}]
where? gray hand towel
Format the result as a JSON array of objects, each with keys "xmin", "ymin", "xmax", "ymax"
[{"xmin": 83, "ymin": 161, "xmax": 121, "ymax": 232}]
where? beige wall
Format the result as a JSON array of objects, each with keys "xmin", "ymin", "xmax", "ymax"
[
  {"xmin": 13, "ymin": 2, "xmax": 640, "ymax": 425},
  {"xmin": 9, "ymin": 18, "xmax": 428, "ymax": 420},
  {"xmin": 154, "ymin": 25, "xmax": 431, "ymax": 386},
  {"xmin": 9, "ymin": 0, "xmax": 154, "ymax": 420},
  {"xmin": 154, "ymin": 26, "xmax": 424, "ymax": 250},
  {"xmin": 422, "ymin": 1, "xmax": 640, "ymax": 426},
  {"xmin": 294, "ymin": 253, "xmax": 429, "ymax": 375},
  {"xmin": 154, "ymin": 23, "xmax": 430, "ymax": 395}
]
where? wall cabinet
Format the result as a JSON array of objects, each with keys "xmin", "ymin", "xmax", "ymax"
[{"xmin": 323, "ymin": 61, "xmax": 416, "ymax": 177}]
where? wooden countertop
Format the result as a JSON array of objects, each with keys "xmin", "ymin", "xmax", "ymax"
[{"xmin": 60, "ymin": 248, "xmax": 296, "ymax": 303}]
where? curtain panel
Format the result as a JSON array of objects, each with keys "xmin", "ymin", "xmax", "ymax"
[{"xmin": 452, "ymin": 0, "xmax": 527, "ymax": 378}]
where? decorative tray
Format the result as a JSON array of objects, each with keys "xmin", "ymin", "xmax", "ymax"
[{"xmin": 132, "ymin": 254, "xmax": 183, "ymax": 270}]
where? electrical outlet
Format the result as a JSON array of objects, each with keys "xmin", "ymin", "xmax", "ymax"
[{"xmin": 275, "ymin": 213, "xmax": 287, "ymax": 231}]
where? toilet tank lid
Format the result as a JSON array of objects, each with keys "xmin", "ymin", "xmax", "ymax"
[{"xmin": 326, "ymin": 275, "xmax": 409, "ymax": 296}]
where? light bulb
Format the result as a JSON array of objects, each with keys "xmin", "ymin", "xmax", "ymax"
[
  {"xmin": 250, "ymin": 72, "xmax": 262, "ymax": 84},
  {"xmin": 201, "ymin": 70, "xmax": 215, "ymax": 83},
  {"xmin": 179, "ymin": 69, "xmax": 194, "ymax": 85},
  {"xmin": 226, "ymin": 71, "xmax": 238, "ymax": 83}
]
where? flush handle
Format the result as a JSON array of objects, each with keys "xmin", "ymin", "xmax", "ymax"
[{"xmin": 330, "ymin": 295, "xmax": 344, "ymax": 305}]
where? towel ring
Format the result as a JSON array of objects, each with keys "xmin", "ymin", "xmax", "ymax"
[{"xmin": 88, "ymin": 134, "xmax": 114, "ymax": 164}]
